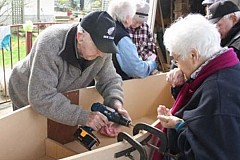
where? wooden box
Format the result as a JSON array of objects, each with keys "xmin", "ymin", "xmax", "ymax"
[{"xmin": 0, "ymin": 73, "xmax": 173, "ymax": 160}]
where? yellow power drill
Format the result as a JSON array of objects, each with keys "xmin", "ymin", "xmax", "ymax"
[{"xmin": 74, "ymin": 102, "xmax": 132, "ymax": 150}]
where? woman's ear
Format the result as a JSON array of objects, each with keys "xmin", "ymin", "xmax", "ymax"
[
  {"xmin": 125, "ymin": 15, "xmax": 132, "ymax": 27},
  {"xmin": 191, "ymin": 48, "xmax": 200, "ymax": 64}
]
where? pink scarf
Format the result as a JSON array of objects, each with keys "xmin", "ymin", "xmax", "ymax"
[{"xmin": 151, "ymin": 49, "xmax": 239, "ymax": 160}]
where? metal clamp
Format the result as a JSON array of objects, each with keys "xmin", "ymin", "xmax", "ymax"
[
  {"xmin": 133, "ymin": 122, "xmax": 168, "ymax": 153},
  {"xmin": 114, "ymin": 132, "xmax": 147, "ymax": 160}
]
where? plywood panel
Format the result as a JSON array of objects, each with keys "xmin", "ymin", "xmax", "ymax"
[
  {"xmin": 0, "ymin": 73, "xmax": 173, "ymax": 160},
  {"xmin": 122, "ymin": 74, "xmax": 173, "ymax": 120},
  {"xmin": 61, "ymin": 73, "xmax": 173, "ymax": 159},
  {"xmin": 45, "ymin": 138, "xmax": 76, "ymax": 159},
  {"xmin": 64, "ymin": 73, "xmax": 172, "ymax": 150},
  {"xmin": 47, "ymin": 90, "xmax": 80, "ymax": 144},
  {"xmin": 0, "ymin": 106, "xmax": 47, "ymax": 160},
  {"xmin": 76, "ymin": 73, "xmax": 173, "ymax": 119},
  {"xmin": 64, "ymin": 114, "xmax": 156, "ymax": 153},
  {"xmin": 61, "ymin": 128, "xmax": 152, "ymax": 160}
]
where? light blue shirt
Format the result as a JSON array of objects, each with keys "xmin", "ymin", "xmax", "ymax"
[{"xmin": 116, "ymin": 36, "xmax": 157, "ymax": 78}]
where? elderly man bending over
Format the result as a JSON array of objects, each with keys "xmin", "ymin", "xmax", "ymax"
[{"xmin": 8, "ymin": 11, "xmax": 130, "ymax": 137}]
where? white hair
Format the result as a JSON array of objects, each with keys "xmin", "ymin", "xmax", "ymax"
[
  {"xmin": 107, "ymin": 0, "xmax": 136, "ymax": 22},
  {"xmin": 224, "ymin": 11, "xmax": 240, "ymax": 21},
  {"xmin": 164, "ymin": 14, "xmax": 222, "ymax": 60},
  {"xmin": 235, "ymin": 11, "xmax": 240, "ymax": 19},
  {"xmin": 77, "ymin": 24, "xmax": 84, "ymax": 33}
]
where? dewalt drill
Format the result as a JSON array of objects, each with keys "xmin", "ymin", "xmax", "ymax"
[{"xmin": 74, "ymin": 102, "xmax": 132, "ymax": 150}]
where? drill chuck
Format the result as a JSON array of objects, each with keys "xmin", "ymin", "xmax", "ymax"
[{"xmin": 91, "ymin": 103, "xmax": 131, "ymax": 127}]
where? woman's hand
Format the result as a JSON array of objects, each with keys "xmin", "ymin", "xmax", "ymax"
[
  {"xmin": 166, "ymin": 68, "xmax": 185, "ymax": 87},
  {"xmin": 157, "ymin": 105, "xmax": 182, "ymax": 128}
]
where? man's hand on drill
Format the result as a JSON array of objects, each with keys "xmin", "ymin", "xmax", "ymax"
[
  {"xmin": 99, "ymin": 101, "xmax": 131, "ymax": 137},
  {"xmin": 112, "ymin": 100, "xmax": 131, "ymax": 121},
  {"xmin": 85, "ymin": 112, "xmax": 108, "ymax": 131},
  {"xmin": 100, "ymin": 100, "xmax": 132, "ymax": 137}
]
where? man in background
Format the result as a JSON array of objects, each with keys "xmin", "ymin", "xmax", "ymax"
[
  {"xmin": 208, "ymin": 0, "xmax": 240, "ymax": 59},
  {"xmin": 202, "ymin": 0, "xmax": 220, "ymax": 15}
]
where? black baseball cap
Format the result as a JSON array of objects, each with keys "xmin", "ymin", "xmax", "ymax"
[
  {"xmin": 80, "ymin": 11, "xmax": 118, "ymax": 54},
  {"xmin": 208, "ymin": 1, "xmax": 240, "ymax": 23}
]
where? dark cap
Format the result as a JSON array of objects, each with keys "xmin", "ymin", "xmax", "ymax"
[
  {"xmin": 208, "ymin": 1, "xmax": 240, "ymax": 23},
  {"xmin": 80, "ymin": 11, "xmax": 118, "ymax": 53}
]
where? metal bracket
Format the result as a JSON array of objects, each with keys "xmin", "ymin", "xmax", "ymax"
[
  {"xmin": 133, "ymin": 122, "xmax": 168, "ymax": 153},
  {"xmin": 114, "ymin": 132, "xmax": 147, "ymax": 160}
]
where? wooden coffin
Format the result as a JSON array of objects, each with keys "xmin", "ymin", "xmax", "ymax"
[{"xmin": 0, "ymin": 73, "xmax": 174, "ymax": 160}]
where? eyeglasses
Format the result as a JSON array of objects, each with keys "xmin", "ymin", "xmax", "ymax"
[{"xmin": 171, "ymin": 54, "xmax": 182, "ymax": 66}]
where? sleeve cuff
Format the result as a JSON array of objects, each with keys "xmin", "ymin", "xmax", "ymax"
[{"xmin": 175, "ymin": 120, "xmax": 185, "ymax": 132}]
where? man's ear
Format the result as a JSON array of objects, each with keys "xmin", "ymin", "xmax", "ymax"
[
  {"xmin": 230, "ymin": 13, "xmax": 238, "ymax": 24},
  {"xmin": 76, "ymin": 32, "xmax": 83, "ymax": 42}
]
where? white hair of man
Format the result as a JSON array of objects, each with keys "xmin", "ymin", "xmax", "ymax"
[
  {"xmin": 164, "ymin": 14, "xmax": 222, "ymax": 60},
  {"xmin": 107, "ymin": 0, "xmax": 136, "ymax": 23},
  {"xmin": 223, "ymin": 11, "xmax": 240, "ymax": 22},
  {"xmin": 77, "ymin": 24, "xmax": 84, "ymax": 33}
]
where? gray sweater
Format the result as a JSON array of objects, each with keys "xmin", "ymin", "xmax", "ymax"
[{"xmin": 8, "ymin": 23, "xmax": 124, "ymax": 126}]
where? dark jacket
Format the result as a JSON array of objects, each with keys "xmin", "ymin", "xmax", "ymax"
[
  {"xmin": 167, "ymin": 63, "xmax": 240, "ymax": 160},
  {"xmin": 221, "ymin": 21, "xmax": 240, "ymax": 60}
]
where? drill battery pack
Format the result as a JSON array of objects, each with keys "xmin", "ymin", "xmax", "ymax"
[{"xmin": 74, "ymin": 126, "xmax": 100, "ymax": 150}]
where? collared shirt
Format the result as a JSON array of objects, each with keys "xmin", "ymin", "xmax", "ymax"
[{"xmin": 128, "ymin": 22, "xmax": 156, "ymax": 61}]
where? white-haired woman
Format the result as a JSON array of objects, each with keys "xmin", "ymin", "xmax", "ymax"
[
  {"xmin": 152, "ymin": 14, "xmax": 240, "ymax": 159},
  {"xmin": 107, "ymin": 0, "xmax": 157, "ymax": 80}
]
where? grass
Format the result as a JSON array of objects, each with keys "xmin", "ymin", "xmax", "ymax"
[{"xmin": 0, "ymin": 34, "xmax": 36, "ymax": 69}]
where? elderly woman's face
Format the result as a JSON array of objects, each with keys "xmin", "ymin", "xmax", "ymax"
[
  {"xmin": 76, "ymin": 30, "xmax": 105, "ymax": 60},
  {"xmin": 131, "ymin": 19, "xmax": 142, "ymax": 28},
  {"xmin": 172, "ymin": 50, "xmax": 200, "ymax": 79},
  {"xmin": 123, "ymin": 15, "xmax": 133, "ymax": 28}
]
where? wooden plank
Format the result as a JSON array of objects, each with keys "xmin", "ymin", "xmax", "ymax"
[
  {"xmin": 45, "ymin": 138, "xmax": 76, "ymax": 159},
  {"xmin": 39, "ymin": 156, "xmax": 55, "ymax": 160},
  {"xmin": 0, "ymin": 106, "xmax": 47, "ymax": 160},
  {"xmin": 60, "ymin": 73, "xmax": 174, "ymax": 159},
  {"xmin": 155, "ymin": 41, "xmax": 168, "ymax": 72},
  {"xmin": 47, "ymin": 90, "xmax": 79, "ymax": 144},
  {"xmin": 61, "ymin": 123, "xmax": 156, "ymax": 160},
  {"xmin": 122, "ymin": 74, "xmax": 173, "ymax": 120},
  {"xmin": 64, "ymin": 114, "xmax": 156, "ymax": 153},
  {"xmin": 148, "ymin": 0, "xmax": 158, "ymax": 32},
  {"xmin": 0, "ymin": 73, "xmax": 173, "ymax": 160}
]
